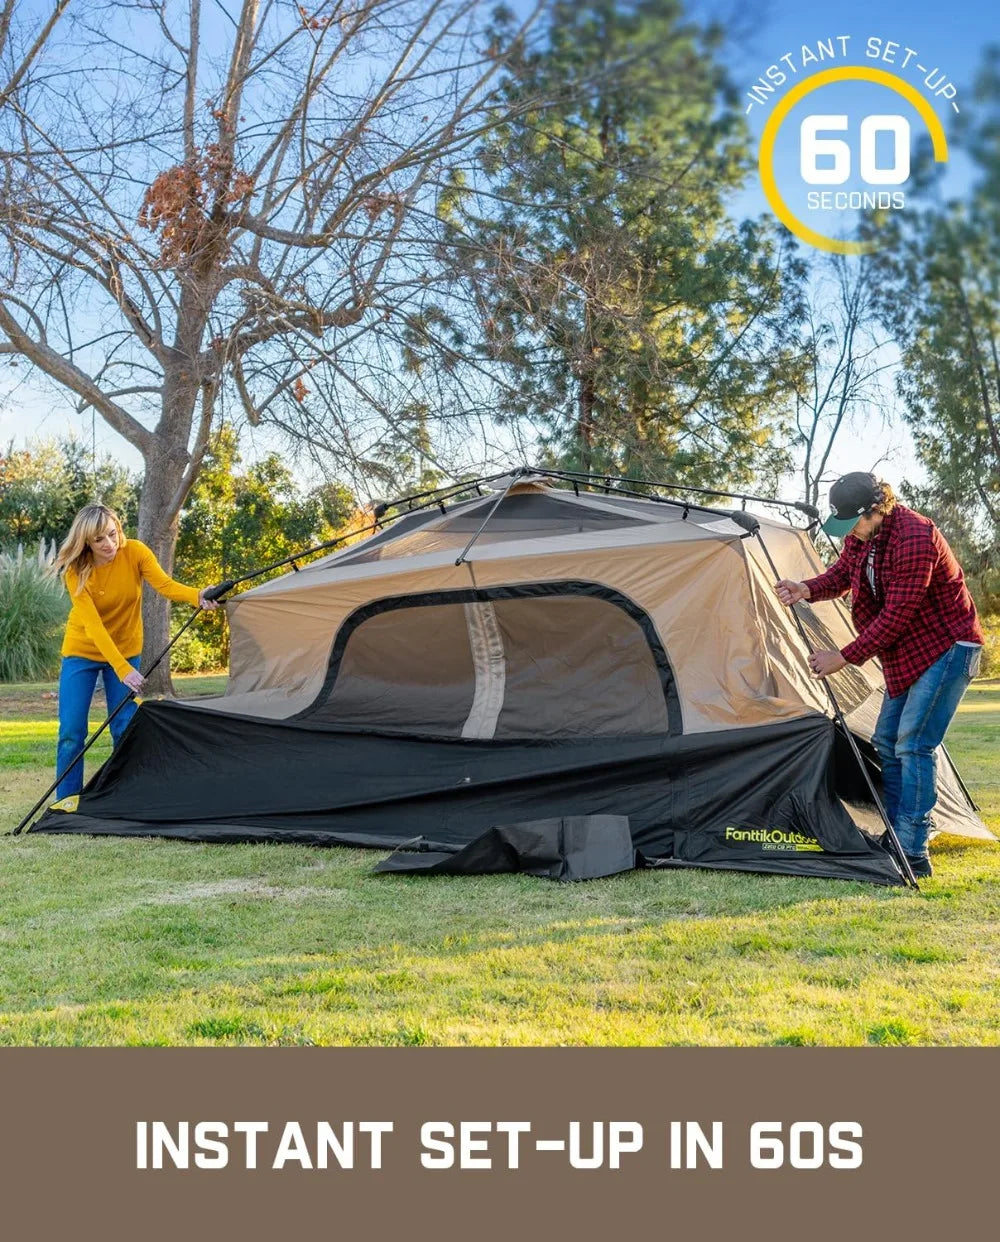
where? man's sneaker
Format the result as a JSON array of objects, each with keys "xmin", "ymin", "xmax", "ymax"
[{"xmin": 905, "ymin": 854, "xmax": 933, "ymax": 879}]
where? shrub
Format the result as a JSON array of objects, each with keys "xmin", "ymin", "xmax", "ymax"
[
  {"xmin": 169, "ymin": 623, "xmax": 226, "ymax": 674},
  {"xmin": 0, "ymin": 542, "xmax": 69, "ymax": 681}
]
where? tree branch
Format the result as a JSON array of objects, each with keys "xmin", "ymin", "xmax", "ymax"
[
  {"xmin": 0, "ymin": 298, "xmax": 153, "ymax": 453},
  {"xmin": 0, "ymin": 0, "xmax": 70, "ymax": 109}
]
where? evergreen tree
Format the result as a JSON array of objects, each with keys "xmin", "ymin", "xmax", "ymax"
[{"xmin": 439, "ymin": 0, "xmax": 807, "ymax": 485}]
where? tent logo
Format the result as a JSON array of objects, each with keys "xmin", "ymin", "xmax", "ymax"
[{"xmin": 724, "ymin": 826, "xmax": 824, "ymax": 853}]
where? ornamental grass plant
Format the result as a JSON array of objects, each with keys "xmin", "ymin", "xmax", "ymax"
[{"xmin": 0, "ymin": 542, "xmax": 68, "ymax": 682}]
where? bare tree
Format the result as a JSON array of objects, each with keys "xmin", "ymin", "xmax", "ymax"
[
  {"xmin": 793, "ymin": 256, "xmax": 896, "ymax": 509},
  {"xmin": 0, "ymin": 0, "xmax": 544, "ymax": 689},
  {"xmin": 0, "ymin": 0, "xmax": 71, "ymax": 110}
]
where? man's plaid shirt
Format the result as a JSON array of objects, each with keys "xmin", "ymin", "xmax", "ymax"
[{"xmin": 803, "ymin": 505, "xmax": 983, "ymax": 697}]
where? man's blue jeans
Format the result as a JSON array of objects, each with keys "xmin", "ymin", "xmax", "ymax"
[
  {"xmin": 871, "ymin": 643, "xmax": 980, "ymax": 860},
  {"xmin": 56, "ymin": 655, "xmax": 141, "ymax": 798}
]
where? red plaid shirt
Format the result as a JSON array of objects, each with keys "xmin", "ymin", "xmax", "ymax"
[{"xmin": 803, "ymin": 505, "xmax": 983, "ymax": 697}]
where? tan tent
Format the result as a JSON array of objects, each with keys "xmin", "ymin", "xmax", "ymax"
[{"xmin": 33, "ymin": 473, "xmax": 990, "ymax": 883}]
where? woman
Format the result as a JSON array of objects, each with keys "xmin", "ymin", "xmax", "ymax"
[{"xmin": 53, "ymin": 503, "xmax": 220, "ymax": 799}]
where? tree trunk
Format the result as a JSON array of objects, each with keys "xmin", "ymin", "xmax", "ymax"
[
  {"xmin": 578, "ymin": 371, "xmax": 595, "ymax": 474},
  {"xmin": 134, "ymin": 279, "xmax": 214, "ymax": 694},
  {"xmin": 137, "ymin": 433, "xmax": 194, "ymax": 696}
]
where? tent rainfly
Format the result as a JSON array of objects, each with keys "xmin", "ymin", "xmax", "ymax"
[{"xmin": 31, "ymin": 473, "xmax": 992, "ymax": 885}]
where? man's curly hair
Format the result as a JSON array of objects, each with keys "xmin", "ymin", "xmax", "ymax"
[{"xmin": 872, "ymin": 480, "xmax": 898, "ymax": 517}]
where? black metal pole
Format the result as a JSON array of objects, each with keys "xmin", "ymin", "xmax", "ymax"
[
  {"xmin": 13, "ymin": 692, "xmax": 136, "ymax": 835},
  {"xmin": 373, "ymin": 469, "xmax": 515, "ymax": 517},
  {"xmin": 744, "ymin": 521, "xmax": 917, "ymax": 887},
  {"xmin": 11, "ymin": 583, "xmax": 233, "ymax": 837},
  {"xmin": 529, "ymin": 468, "xmax": 739, "ymax": 520},
  {"xmin": 222, "ymin": 472, "xmax": 520, "ymax": 588},
  {"xmin": 454, "ymin": 468, "xmax": 527, "ymax": 565},
  {"xmin": 536, "ymin": 466, "xmax": 820, "ymax": 520}
]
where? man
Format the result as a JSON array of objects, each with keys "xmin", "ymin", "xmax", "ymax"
[{"xmin": 774, "ymin": 472, "xmax": 983, "ymax": 878}]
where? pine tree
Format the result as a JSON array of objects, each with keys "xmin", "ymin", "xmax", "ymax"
[{"xmin": 440, "ymin": 0, "xmax": 807, "ymax": 485}]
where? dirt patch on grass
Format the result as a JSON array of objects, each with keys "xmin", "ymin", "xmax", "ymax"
[{"xmin": 140, "ymin": 879, "xmax": 345, "ymax": 905}]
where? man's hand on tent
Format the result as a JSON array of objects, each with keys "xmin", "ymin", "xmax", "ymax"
[
  {"xmin": 808, "ymin": 649, "xmax": 847, "ymax": 678},
  {"xmin": 774, "ymin": 579, "xmax": 811, "ymax": 606}
]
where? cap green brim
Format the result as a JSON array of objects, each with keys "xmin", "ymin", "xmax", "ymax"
[{"xmin": 822, "ymin": 513, "xmax": 862, "ymax": 537}]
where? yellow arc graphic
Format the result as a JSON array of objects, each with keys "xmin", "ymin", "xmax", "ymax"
[{"xmin": 758, "ymin": 66, "xmax": 949, "ymax": 255}]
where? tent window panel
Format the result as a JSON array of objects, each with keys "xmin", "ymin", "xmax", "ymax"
[
  {"xmin": 315, "ymin": 603, "xmax": 474, "ymax": 735},
  {"xmin": 305, "ymin": 585, "xmax": 677, "ymax": 738},
  {"xmin": 491, "ymin": 596, "xmax": 670, "ymax": 738}
]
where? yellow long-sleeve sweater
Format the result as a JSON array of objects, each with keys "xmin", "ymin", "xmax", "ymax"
[{"xmin": 61, "ymin": 540, "xmax": 200, "ymax": 679}]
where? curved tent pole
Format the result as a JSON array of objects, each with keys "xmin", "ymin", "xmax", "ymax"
[
  {"xmin": 730, "ymin": 512, "xmax": 917, "ymax": 888},
  {"xmin": 530, "ymin": 472, "xmax": 738, "ymax": 520},
  {"xmin": 534, "ymin": 466, "xmax": 821, "ymax": 522},
  {"xmin": 224, "ymin": 470, "xmax": 519, "ymax": 588},
  {"xmin": 370, "ymin": 469, "xmax": 516, "ymax": 522}
]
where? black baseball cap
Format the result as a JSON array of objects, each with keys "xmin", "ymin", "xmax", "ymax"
[{"xmin": 822, "ymin": 472, "xmax": 882, "ymax": 537}]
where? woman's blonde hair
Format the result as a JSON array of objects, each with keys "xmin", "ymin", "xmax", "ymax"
[{"xmin": 54, "ymin": 504, "xmax": 126, "ymax": 595}]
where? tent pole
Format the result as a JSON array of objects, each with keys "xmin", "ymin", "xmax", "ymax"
[
  {"xmin": 533, "ymin": 466, "xmax": 820, "ymax": 521},
  {"xmin": 746, "ymin": 522, "xmax": 918, "ymax": 888},
  {"xmin": 939, "ymin": 744, "xmax": 981, "ymax": 813},
  {"xmin": 220, "ymin": 472, "xmax": 519, "ymax": 590},
  {"xmin": 11, "ymin": 583, "xmax": 232, "ymax": 836},
  {"xmin": 454, "ymin": 469, "xmax": 527, "ymax": 566},
  {"xmin": 529, "ymin": 468, "xmax": 737, "ymax": 519},
  {"xmin": 13, "ymin": 694, "xmax": 137, "ymax": 836}
]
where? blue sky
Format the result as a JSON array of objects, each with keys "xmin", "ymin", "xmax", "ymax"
[{"xmin": 3, "ymin": 0, "xmax": 998, "ymax": 499}]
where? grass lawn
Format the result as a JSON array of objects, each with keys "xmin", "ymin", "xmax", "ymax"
[{"xmin": 1, "ymin": 677, "xmax": 998, "ymax": 1046}]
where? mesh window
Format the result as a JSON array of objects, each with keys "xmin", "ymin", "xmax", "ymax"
[
  {"xmin": 308, "ymin": 590, "xmax": 672, "ymax": 738},
  {"xmin": 320, "ymin": 603, "xmax": 475, "ymax": 735},
  {"xmin": 491, "ymin": 596, "xmax": 669, "ymax": 737}
]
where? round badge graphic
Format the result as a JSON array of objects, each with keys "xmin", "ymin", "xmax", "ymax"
[{"xmin": 758, "ymin": 66, "xmax": 949, "ymax": 254}]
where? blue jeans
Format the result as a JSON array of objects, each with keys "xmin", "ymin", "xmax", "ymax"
[
  {"xmin": 871, "ymin": 643, "xmax": 980, "ymax": 859},
  {"xmin": 56, "ymin": 655, "xmax": 142, "ymax": 798}
]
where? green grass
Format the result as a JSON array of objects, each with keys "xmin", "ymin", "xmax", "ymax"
[{"xmin": 0, "ymin": 678, "xmax": 997, "ymax": 1046}]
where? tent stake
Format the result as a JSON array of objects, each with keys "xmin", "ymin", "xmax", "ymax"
[{"xmin": 746, "ymin": 521, "xmax": 917, "ymax": 888}]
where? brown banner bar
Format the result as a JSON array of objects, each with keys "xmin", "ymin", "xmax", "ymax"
[{"xmin": 1, "ymin": 1048, "xmax": 994, "ymax": 1240}]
